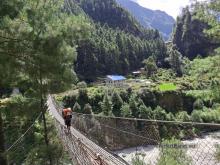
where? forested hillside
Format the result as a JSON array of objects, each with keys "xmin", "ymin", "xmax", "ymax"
[
  {"xmin": 66, "ymin": 0, "xmax": 167, "ymax": 81},
  {"xmin": 0, "ymin": 0, "xmax": 87, "ymax": 164},
  {"xmin": 1, "ymin": 0, "xmax": 220, "ymax": 164},
  {"xmin": 74, "ymin": 0, "xmax": 142, "ymax": 36},
  {"xmin": 172, "ymin": 6, "xmax": 219, "ymax": 59},
  {"xmin": 116, "ymin": 0, "xmax": 175, "ymax": 40}
]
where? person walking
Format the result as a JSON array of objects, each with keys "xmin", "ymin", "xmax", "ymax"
[{"xmin": 62, "ymin": 107, "xmax": 72, "ymax": 133}]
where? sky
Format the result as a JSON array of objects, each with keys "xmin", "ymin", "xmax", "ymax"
[{"xmin": 131, "ymin": 0, "xmax": 206, "ymax": 18}]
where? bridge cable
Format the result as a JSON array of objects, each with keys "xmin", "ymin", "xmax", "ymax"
[
  {"xmin": 74, "ymin": 112, "xmax": 220, "ymax": 127},
  {"xmin": 6, "ymin": 112, "xmax": 42, "ymax": 152}
]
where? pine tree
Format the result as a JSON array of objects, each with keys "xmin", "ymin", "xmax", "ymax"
[
  {"xmin": 111, "ymin": 91, "xmax": 123, "ymax": 117},
  {"xmin": 129, "ymin": 94, "xmax": 139, "ymax": 117},
  {"xmin": 83, "ymin": 103, "xmax": 93, "ymax": 114},
  {"xmin": 73, "ymin": 102, "xmax": 81, "ymax": 113},
  {"xmin": 168, "ymin": 45, "xmax": 183, "ymax": 76},
  {"xmin": 101, "ymin": 93, "xmax": 112, "ymax": 116},
  {"xmin": 143, "ymin": 56, "xmax": 158, "ymax": 77},
  {"xmin": 197, "ymin": 0, "xmax": 220, "ymax": 42},
  {"xmin": 0, "ymin": 0, "xmax": 89, "ymax": 163},
  {"xmin": 139, "ymin": 104, "xmax": 153, "ymax": 119},
  {"xmin": 120, "ymin": 103, "xmax": 132, "ymax": 118}
]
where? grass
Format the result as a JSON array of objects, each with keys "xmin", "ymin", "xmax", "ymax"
[{"xmin": 158, "ymin": 83, "xmax": 177, "ymax": 91}]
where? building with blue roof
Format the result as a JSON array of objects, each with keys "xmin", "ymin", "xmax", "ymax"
[{"xmin": 106, "ymin": 75, "xmax": 126, "ymax": 87}]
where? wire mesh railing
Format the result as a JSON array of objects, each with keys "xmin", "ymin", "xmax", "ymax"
[
  {"xmin": 71, "ymin": 113, "xmax": 220, "ymax": 165},
  {"xmin": 49, "ymin": 95, "xmax": 220, "ymax": 165},
  {"xmin": 47, "ymin": 95, "xmax": 127, "ymax": 165}
]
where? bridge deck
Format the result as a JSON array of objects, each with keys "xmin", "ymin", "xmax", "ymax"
[{"xmin": 47, "ymin": 95, "xmax": 127, "ymax": 165}]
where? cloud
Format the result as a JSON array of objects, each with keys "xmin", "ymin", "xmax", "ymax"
[{"xmin": 133, "ymin": 0, "xmax": 205, "ymax": 18}]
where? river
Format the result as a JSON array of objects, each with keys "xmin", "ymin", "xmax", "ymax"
[{"xmin": 115, "ymin": 131, "xmax": 220, "ymax": 165}]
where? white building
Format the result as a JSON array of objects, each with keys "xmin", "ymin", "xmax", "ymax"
[{"xmin": 106, "ymin": 75, "xmax": 126, "ymax": 87}]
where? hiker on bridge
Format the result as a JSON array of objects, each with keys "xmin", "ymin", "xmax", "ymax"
[{"xmin": 62, "ymin": 107, "xmax": 72, "ymax": 133}]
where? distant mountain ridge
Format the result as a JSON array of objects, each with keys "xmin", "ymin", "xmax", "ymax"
[{"xmin": 116, "ymin": 0, "xmax": 175, "ymax": 40}]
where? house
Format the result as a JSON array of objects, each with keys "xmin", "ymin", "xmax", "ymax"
[
  {"xmin": 132, "ymin": 71, "xmax": 141, "ymax": 78},
  {"xmin": 106, "ymin": 75, "xmax": 126, "ymax": 87}
]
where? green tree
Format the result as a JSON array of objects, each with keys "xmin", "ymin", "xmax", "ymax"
[
  {"xmin": 129, "ymin": 94, "xmax": 139, "ymax": 117},
  {"xmin": 112, "ymin": 91, "xmax": 123, "ymax": 117},
  {"xmin": 139, "ymin": 104, "xmax": 153, "ymax": 119},
  {"xmin": 131, "ymin": 154, "xmax": 146, "ymax": 165},
  {"xmin": 143, "ymin": 56, "xmax": 158, "ymax": 77},
  {"xmin": 172, "ymin": 6, "xmax": 218, "ymax": 59},
  {"xmin": 197, "ymin": 0, "xmax": 220, "ymax": 42},
  {"xmin": 101, "ymin": 93, "xmax": 113, "ymax": 116},
  {"xmin": 191, "ymin": 110, "xmax": 203, "ymax": 122},
  {"xmin": 157, "ymin": 138, "xmax": 191, "ymax": 165},
  {"xmin": 167, "ymin": 45, "xmax": 183, "ymax": 76},
  {"xmin": 77, "ymin": 81, "xmax": 87, "ymax": 88},
  {"xmin": 0, "ymin": 0, "xmax": 89, "ymax": 163},
  {"xmin": 176, "ymin": 111, "xmax": 191, "ymax": 122},
  {"xmin": 83, "ymin": 103, "xmax": 92, "ymax": 114},
  {"xmin": 153, "ymin": 106, "xmax": 167, "ymax": 120},
  {"xmin": 120, "ymin": 103, "xmax": 132, "ymax": 117},
  {"xmin": 73, "ymin": 102, "xmax": 81, "ymax": 113},
  {"xmin": 193, "ymin": 99, "xmax": 204, "ymax": 110},
  {"xmin": 78, "ymin": 88, "xmax": 89, "ymax": 108}
]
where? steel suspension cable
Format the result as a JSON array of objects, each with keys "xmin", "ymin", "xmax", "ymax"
[
  {"xmin": 6, "ymin": 112, "xmax": 42, "ymax": 152},
  {"xmin": 73, "ymin": 112, "xmax": 220, "ymax": 127}
]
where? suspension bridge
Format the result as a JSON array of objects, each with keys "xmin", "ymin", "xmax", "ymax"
[
  {"xmin": 47, "ymin": 95, "xmax": 220, "ymax": 165},
  {"xmin": 47, "ymin": 95, "xmax": 128, "ymax": 165}
]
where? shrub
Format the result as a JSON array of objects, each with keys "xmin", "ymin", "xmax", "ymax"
[
  {"xmin": 139, "ymin": 104, "xmax": 153, "ymax": 119},
  {"xmin": 83, "ymin": 103, "xmax": 92, "ymax": 114},
  {"xmin": 131, "ymin": 154, "xmax": 146, "ymax": 165},
  {"xmin": 153, "ymin": 106, "xmax": 167, "ymax": 120},
  {"xmin": 191, "ymin": 110, "xmax": 203, "ymax": 122},
  {"xmin": 157, "ymin": 138, "xmax": 191, "ymax": 165},
  {"xmin": 120, "ymin": 103, "xmax": 132, "ymax": 117},
  {"xmin": 193, "ymin": 99, "xmax": 204, "ymax": 110},
  {"xmin": 73, "ymin": 102, "xmax": 81, "ymax": 113},
  {"xmin": 176, "ymin": 111, "xmax": 191, "ymax": 122},
  {"xmin": 77, "ymin": 81, "xmax": 87, "ymax": 88}
]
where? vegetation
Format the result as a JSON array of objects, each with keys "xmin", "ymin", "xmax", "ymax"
[
  {"xmin": 157, "ymin": 138, "xmax": 191, "ymax": 165},
  {"xmin": 216, "ymin": 146, "xmax": 220, "ymax": 162},
  {"xmin": 1, "ymin": 0, "xmax": 220, "ymax": 164},
  {"xmin": 131, "ymin": 154, "xmax": 146, "ymax": 165},
  {"xmin": 172, "ymin": 6, "xmax": 219, "ymax": 59},
  {"xmin": 0, "ymin": 0, "xmax": 87, "ymax": 164},
  {"xmin": 158, "ymin": 83, "xmax": 177, "ymax": 91}
]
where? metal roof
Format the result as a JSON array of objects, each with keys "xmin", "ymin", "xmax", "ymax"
[{"xmin": 107, "ymin": 75, "xmax": 126, "ymax": 81}]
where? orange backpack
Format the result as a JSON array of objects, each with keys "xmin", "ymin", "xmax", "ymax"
[{"xmin": 62, "ymin": 108, "xmax": 72, "ymax": 118}]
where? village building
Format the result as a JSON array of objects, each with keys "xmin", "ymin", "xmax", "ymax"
[
  {"xmin": 106, "ymin": 75, "xmax": 126, "ymax": 87},
  {"xmin": 132, "ymin": 71, "xmax": 141, "ymax": 78}
]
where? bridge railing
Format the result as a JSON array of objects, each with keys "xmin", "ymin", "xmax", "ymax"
[
  {"xmin": 48, "ymin": 95, "xmax": 127, "ymax": 165},
  {"xmin": 49, "ymin": 95, "xmax": 220, "ymax": 165}
]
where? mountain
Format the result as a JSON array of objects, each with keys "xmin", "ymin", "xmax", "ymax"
[
  {"xmin": 72, "ymin": 0, "xmax": 162, "ymax": 40},
  {"xmin": 116, "ymin": 0, "xmax": 175, "ymax": 40},
  {"xmin": 63, "ymin": 0, "xmax": 167, "ymax": 81}
]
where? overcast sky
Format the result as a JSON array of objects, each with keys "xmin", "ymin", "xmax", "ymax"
[{"xmin": 131, "ymin": 0, "xmax": 206, "ymax": 18}]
